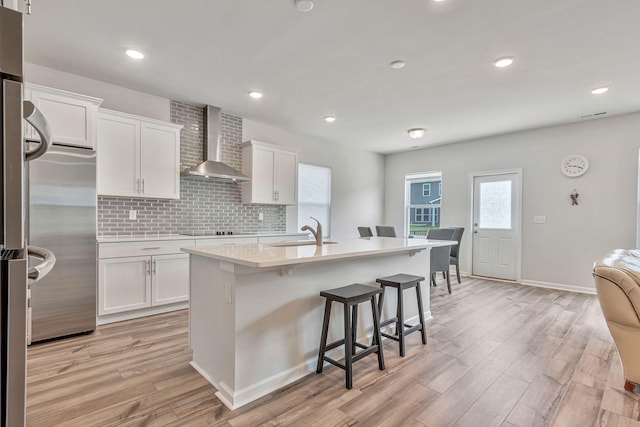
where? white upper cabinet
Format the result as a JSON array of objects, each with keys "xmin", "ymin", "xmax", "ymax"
[
  {"xmin": 97, "ymin": 109, "xmax": 182, "ymax": 200},
  {"xmin": 24, "ymin": 84, "xmax": 102, "ymax": 149},
  {"xmin": 241, "ymin": 140, "xmax": 298, "ymax": 205}
]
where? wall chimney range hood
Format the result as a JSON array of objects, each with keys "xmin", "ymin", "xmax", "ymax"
[{"xmin": 182, "ymin": 105, "xmax": 250, "ymax": 182}]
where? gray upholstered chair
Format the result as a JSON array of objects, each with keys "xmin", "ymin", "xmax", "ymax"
[
  {"xmin": 376, "ymin": 225, "xmax": 397, "ymax": 237},
  {"xmin": 427, "ymin": 228, "xmax": 455, "ymax": 293},
  {"xmin": 448, "ymin": 227, "xmax": 465, "ymax": 283},
  {"xmin": 358, "ymin": 226, "xmax": 373, "ymax": 238}
]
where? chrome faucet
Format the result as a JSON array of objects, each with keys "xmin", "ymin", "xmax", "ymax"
[{"xmin": 301, "ymin": 216, "xmax": 323, "ymax": 246}]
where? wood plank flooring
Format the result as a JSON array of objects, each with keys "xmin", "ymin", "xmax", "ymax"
[{"xmin": 26, "ymin": 277, "xmax": 640, "ymax": 426}]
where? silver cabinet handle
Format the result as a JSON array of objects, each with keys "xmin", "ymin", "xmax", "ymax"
[
  {"xmin": 24, "ymin": 100, "xmax": 53, "ymax": 161},
  {"xmin": 146, "ymin": 260, "xmax": 150, "ymax": 275},
  {"xmin": 142, "ymin": 247, "xmax": 161, "ymax": 250},
  {"xmin": 142, "ymin": 179, "xmax": 145, "ymax": 193}
]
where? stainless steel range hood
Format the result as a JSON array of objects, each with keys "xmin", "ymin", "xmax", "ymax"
[{"xmin": 182, "ymin": 105, "xmax": 250, "ymax": 182}]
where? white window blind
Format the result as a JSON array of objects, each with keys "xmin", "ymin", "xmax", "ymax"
[{"xmin": 297, "ymin": 163, "xmax": 331, "ymax": 238}]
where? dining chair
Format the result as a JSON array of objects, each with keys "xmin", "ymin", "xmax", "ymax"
[
  {"xmin": 448, "ymin": 227, "xmax": 465, "ymax": 283},
  {"xmin": 426, "ymin": 228, "xmax": 455, "ymax": 293},
  {"xmin": 357, "ymin": 226, "xmax": 374, "ymax": 237},
  {"xmin": 375, "ymin": 226, "xmax": 397, "ymax": 237}
]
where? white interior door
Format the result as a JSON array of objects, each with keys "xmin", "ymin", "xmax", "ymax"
[{"xmin": 472, "ymin": 172, "xmax": 521, "ymax": 281}]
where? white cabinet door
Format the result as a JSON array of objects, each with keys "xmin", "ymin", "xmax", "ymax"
[
  {"xmin": 251, "ymin": 145, "xmax": 276, "ymax": 203},
  {"xmin": 241, "ymin": 140, "xmax": 298, "ymax": 205},
  {"xmin": 97, "ymin": 110, "xmax": 181, "ymax": 199},
  {"xmin": 98, "ymin": 256, "xmax": 151, "ymax": 315},
  {"xmin": 152, "ymin": 254, "xmax": 189, "ymax": 306},
  {"xmin": 97, "ymin": 113, "xmax": 141, "ymax": 197},
  {"xmin": 26, "ymin": 85, "xmax": 101, "ymax": 149},
  {"xmin": 275, "ymin": 150, "xmax": 297, "ymax": 204},
  {"xmin": 141, "ymin": 122, "xmax": 180, "ymax": 199}
]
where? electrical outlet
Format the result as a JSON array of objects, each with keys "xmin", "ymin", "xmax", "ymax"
[
  {"xmin": 224, "ymin": 283, "xmax": 232, "ymax": 304},
  {"xmin": 533, "ymin": 215, "xmax": 546, "ymax": 224},
  {"xmin": 129, "ymin": 210, "xmax": 137, "ymax": 220},
  {"xmin": 258, "ymin": 212, "xmax": 264, "ymax": 221}
]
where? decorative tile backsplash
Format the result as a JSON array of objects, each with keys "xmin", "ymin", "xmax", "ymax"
[{"xmin": 97, "ymin": 101, "xmax": 286, "ymax": 236}]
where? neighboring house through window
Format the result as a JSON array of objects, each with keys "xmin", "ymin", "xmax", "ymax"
[{"xmin": 405, "ymin": 172, "xmax": 442, "ymax": 237}]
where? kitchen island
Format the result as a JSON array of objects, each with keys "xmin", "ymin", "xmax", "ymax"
[{"xmin": 182, "ymin": 237, "xmax": 453, "ymax": 409}]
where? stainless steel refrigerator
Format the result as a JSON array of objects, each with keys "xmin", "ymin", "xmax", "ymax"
[
  {"xmin": 1, "ymin": 5, "xmax": 55, "ymax": 426},
  {"xmin": 27, "ymin": 143, "xmax": 96, "ymax": 343}
]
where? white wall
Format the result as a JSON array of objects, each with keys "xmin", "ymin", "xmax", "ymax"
[
  {"xmin": 385, "ymin": 112, "xmax": 640, "ymax": 292},
  {"xmin": 243, "ymin": 120, "xmax": 385, "ymax": 239},
  {"xmin": 25, "ymin": 63, "xmax": 170, "ymax": 121}
]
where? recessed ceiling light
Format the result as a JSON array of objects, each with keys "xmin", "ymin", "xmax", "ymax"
[
  {"xmin": 324, "ymin": 116, "xmax": 336, "ymax": 123},
  {"xmin": 407, "ymin": 128, "xmax": 426, "ymax": 139},
  {"xmin": 248, "ymin": 91, "xmax": 263, "ymax": 99},
  {"xmin": 494, "ymin": 56, "xmax": 514, "ymax": 68},
  {"xmin": 389, "ymin": 60, "xmax": 406, "ymax": 70},
  {"xmin": 591, "ymin": 86, "xmax": 609, "ymax": 95},
  {"xmin": 294, "ymin": 0, "xmax": 314, "ymax": 12},
  {"xmin": 125, "ymin": 49, "xmax": 144, "ymax": 60}
]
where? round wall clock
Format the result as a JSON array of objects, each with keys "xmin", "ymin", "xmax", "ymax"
[{"xmin": 560, "ymin": 154, "xmax": 589, "ymax": 177}]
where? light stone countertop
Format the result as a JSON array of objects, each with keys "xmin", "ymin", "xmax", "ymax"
[
  {"xmin": 97, "ymin": 232, "xmax": 309, "ymax": 243},
  {"xmin": 182, "ymin": 237, "xmax": 455, "ymax": 268}
]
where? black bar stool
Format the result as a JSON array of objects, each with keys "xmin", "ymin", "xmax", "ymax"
[
  {"xmin": 316, "ymin": 283, "xmax": 385, "ymax": 389},
  {"xmin": 376, "ymin": 274, "xmax": 427, "ymax": 357}
]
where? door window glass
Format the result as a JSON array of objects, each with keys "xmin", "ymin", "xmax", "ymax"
[{"xmin": 479, "ymin": 181, "xmax": 511, "ymax": 229}]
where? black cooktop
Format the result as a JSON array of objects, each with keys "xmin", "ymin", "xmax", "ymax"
[{"xmin": 181, "ymin": 231, "xmax": 235, "ymax": 236}]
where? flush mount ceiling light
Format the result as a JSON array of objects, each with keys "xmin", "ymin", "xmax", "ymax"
[
  {"xmin": 324, "ymin": 116, "xmax": 336, "ymax": 123},
  {"xmin": 389, "ymin": 60, "xmax": 406, "ymax": 70},
  {"xmin": 294, "ymin": 0, "xmax": 314, "ymax": 12},
  {"xmin": 125, "ymin": 49, "xmax": 144, "ymax": 60},
  {"xmin": 591, "ymin": 86, "xmax": 610, "ymax": 95},
  {"xmin": 407, "ymin": 128, "xmax": 426, "ymax": 139},
  {"xmin": 248, "ymin": 91, "xmax": 263, "ymax": 99},
  {"xmin": 494, "ymin": 56, "xmax": 514, "ymax": 68}
]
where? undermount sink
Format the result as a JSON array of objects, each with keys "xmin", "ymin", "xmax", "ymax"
[{"xmin": 267, "ymin": 240, "xmax": 338, "ymax": 247}]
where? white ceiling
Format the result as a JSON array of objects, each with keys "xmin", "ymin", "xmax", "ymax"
[{"xmin": 22, "ymin": 0, "xmax": 640, "ymax": 153}]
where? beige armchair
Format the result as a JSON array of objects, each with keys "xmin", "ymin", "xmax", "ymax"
[{"xmin": 593, "ymin": 249, "xmax": 640, "ymax": 393}]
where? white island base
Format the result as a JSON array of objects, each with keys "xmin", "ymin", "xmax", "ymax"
[{"xmin": 186, "ymin": 239, "xmax": 442, "ymax": 409}]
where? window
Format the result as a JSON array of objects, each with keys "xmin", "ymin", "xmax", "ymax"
[
  {"xmin": 297, "ymin": 163, "xmax": 331, "ymax": 238},
  {"xmin": 405, "ymin": 172, "xmax": 442, "ymax": 237}
]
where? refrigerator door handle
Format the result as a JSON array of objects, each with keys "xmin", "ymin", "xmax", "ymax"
[
  {"xmin": 27, "ymin": 245, "xmax": 56, "ymax": 284},
  {"xmin": 24, "ymin": 100, "xmax": 53, "ymax": 161}
]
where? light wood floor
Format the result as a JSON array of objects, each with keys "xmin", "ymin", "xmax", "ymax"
[{"xmin": 26, "ymin": 277, "xmax": 640, "ymax": 426}]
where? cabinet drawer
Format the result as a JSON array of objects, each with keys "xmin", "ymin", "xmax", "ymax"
[
  {"xmin": 99, "ymin": 239, "xmax": 196, "ymax": 258},
  {"xmin": 194, "ymin": 237, "xmax": 257, "ymax": 246}
]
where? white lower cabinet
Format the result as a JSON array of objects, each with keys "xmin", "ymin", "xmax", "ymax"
[
  {"xmin": 97, "ymin": 240, "xmax": 194, "ymax": 322},
  {"xmin": 99, "ymin": 256, "xmax": 151, "ymax": 315},
  {"xmin": 151, "ymin": 253, "xmax": 190, "ymax": 306}
]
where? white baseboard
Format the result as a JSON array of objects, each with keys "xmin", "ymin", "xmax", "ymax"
[
  {"xmin": 97, "ymin": 301, "xmax": 188, "ymax": 325},
  {"xmin": 191, "ymin": 358, "xmax": 316, "ymax": 410},
  {"xmin": 519, "ymin": 279, "xmax": 596, "ymax": 295}
]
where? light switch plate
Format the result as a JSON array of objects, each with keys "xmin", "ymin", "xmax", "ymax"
[
  {"xmin": 533, "ymin": 215, "xmax": 546, "ymax": 224},
  {"xmin": 258, "ymin": 212, "xmax": 264, "ymax": 221},
  {"xmin": 129, "ymin": 210, "xmax": 137, "ymax": 220}
]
